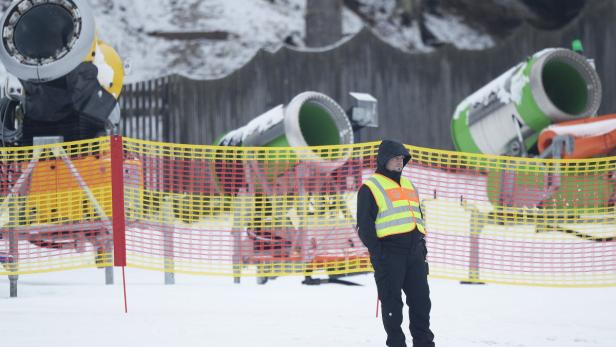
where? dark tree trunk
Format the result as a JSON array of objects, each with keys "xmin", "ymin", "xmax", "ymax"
[
  {"xmin": 305, "ymin": 0, "xmax": 343, "ymax": 47},
  {"xmin": 397, "ymin": 0, "xmax": 422, "ymax": 26}
]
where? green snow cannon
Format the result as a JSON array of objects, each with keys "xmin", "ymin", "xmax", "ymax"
[
  {"xmin": 203, "ymin": 92, "xmax": 356, "ymax": 230},
  {"xmin": 174, "ymin": 92, "xmax": 371, "ymax": 222},
  {"xmin": 216, "ymin": 91, "xmax": 355, "ymax": 177},
  {"xmin": 451, "ymin": 48, "xmax": 602, "ymax": 156},
  {"xmin": 218, "ymin": 91, "xmax": 354, "ymax": 148}
]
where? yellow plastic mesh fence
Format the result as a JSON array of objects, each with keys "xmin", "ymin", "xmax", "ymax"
[
  {"xmin": 122, "ymin": 138, "xmax": 615, "ymax": 287},
  {"xmin": 0, "ymin": 138, "xmax": 113, "ymax": 274},
  {"xmin": 122, "ymin": 138, "xmax": 371, "ymax": 278},
  {"xmin": 1, "ymin": 137, "xmax": 615, "ymax": 287},
  {"xmin": 410, "ymin": 147, "xmax": 616, "ymax": 287}
]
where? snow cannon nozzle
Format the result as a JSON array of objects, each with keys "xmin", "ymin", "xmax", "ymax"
[
  {"xmin": 0, "ymin": 0, "xmax": 96, "ymax": 82},
  {"xmin": 216, "ymin": 91, "xmax": 357, "ymax": 174}
]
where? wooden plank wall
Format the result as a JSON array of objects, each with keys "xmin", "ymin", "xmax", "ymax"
[{"xmin": 119, "ymin": 0, "xmax": 616, "ymax": 149}]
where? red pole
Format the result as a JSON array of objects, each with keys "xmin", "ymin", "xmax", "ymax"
[
  {"xmin": 110, "ymin": 135, "xmax": 126, "ymax": 267},
  {"xmin": 122, "ymin": 266, "xmax": 128, "ymax": 313},
  {"xmin": 111, "ymin": 135, "xmax": 128, "ymax": 313},
  {"xmin": 376, "ymin": 296, "xmax": 380, "ymax": 318}
]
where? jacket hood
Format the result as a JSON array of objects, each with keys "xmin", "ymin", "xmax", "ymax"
[{"xmin": 376, "ymin": 139, "xmax": 411, "ymax": 172}]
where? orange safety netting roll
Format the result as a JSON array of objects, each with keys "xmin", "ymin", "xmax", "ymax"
[{"xmin": 1, "ymin": 137, "xmax": 615, "ymax": 287}]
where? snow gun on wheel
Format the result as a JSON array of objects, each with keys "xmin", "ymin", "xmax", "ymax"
[
  {"xmin": 449, "ymin": 46, "xmax": 615, "ymax": 245},
  {"xmin": 214, "ymin": 91, "xmax": 377, "ymax": 285},
  {"xmin": 0, "ymin": 0, "xmax": 142, "ymax": 292}
]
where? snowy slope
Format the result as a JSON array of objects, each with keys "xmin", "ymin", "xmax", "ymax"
[
  {"xmin": 85, "ymin": 0, "xmax": 371, "ymax": 82},
  {"xmin": 0, "ymin": 0, "xmax": 494, "ymax": 83},
  {"xmin": 90, "ymin": 0, "xmax": 492, "ymax": 82},
  {"xmin": 346, "ymin": 0, "xmax": 494, "ymax": 51},
  {"xmin": 1, "ymin": 268, "xmax": 615, "ymax": 347},
  {"xmin": 90, "ymin": 0, "xmax": 312, "ymax": 82}
]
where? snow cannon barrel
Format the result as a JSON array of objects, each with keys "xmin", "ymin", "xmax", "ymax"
[
  {"xmin": 0, "ymin": 0, "xmax": 125, "ymax": 144},
  {"xmin": 217, "ymin": 91, "xmax": 354, "ymax": 175},
  {"xmin": 451, "ymin": 48, "xmax": 602, "ymax": 156}
]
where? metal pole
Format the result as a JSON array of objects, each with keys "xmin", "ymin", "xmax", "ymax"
[
  {"xmin": 105, "ymin": 266, "xmax": 114, "ymax": 285},
  {"xmin": 460, "ymin": 200, "xmax": 485, "ymax": 285},
  {"xmin": 8, "ymin": 200, "xmax": 18, "ymax": 297},
  {"xmin": 163, "ymin": 198, "xmax": 175, "ymax": 285},
  {"xmin": 232, "ymin": 223, "xmax": 241, "ymax": 284},
  {"xmin": 59, "ymin": 146, "xmax": 114, "ymax": 284}
]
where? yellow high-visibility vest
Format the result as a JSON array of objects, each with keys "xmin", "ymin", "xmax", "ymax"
[{"xmin": 363, "ymin": 173, "xmax": 426, "ymax": 238}]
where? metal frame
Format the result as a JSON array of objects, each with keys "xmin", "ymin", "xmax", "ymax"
[{"xmin": 0, "ymin": 141, "xmax": 114, "ymax": 297}]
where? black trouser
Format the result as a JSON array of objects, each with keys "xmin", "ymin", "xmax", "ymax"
[{"xmin": 371, "ymin": 233, "xmax": 435, "ymax": 347}]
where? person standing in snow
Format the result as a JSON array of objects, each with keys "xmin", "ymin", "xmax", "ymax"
[{"xmin": 356, "ymin": 139, "xmax": 435, "ymax": 347}]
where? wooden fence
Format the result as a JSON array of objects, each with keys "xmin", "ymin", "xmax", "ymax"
[{"xmin": 119, "ymin": 0, "xmax": 616, "ymax": 150}]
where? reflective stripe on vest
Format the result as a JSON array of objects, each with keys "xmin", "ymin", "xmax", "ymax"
[{"xmin": 363, "ymin": 174, "xmax": 426, "ymax": 238}]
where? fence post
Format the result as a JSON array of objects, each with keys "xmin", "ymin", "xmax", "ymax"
[
  {"xmin": 111, "ymin": 135, "xmax": 129, "ymax": 312},
  {"xmin": 111, "ymin": 135, "xmax": 127, "ymax": 268},
  {"xmin": 163, "ymin": 197, "xmax": 175, "ymax": 285},
  {"xmin": 460, "ymin": 198, "xmax": 485, "ymax": 285},
  {"xmin": 232, "ymin": 191, "xmax": 246, "ymax": 284},
  {"xmin": 8, "ymin": 201, "xmax": 18, "ymax": 297}
]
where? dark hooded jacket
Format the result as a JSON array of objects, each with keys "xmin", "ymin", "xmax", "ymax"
[{"xmin": 356, "ymin": 140, "xmax": 417, "ymax": 256}]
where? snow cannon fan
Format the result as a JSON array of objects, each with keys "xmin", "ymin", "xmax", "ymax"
[
  {"xmin": 451, "ymin": 48, "xmax": 601, "ymax": 157},
  {"xmin": 0, "ymin": 0, "xmax": 125, "ymax": 145}
]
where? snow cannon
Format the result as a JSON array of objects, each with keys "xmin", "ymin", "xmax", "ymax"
[
  {"xmin": 218, "ymin": 91, "xmax": 354, "ymax": 149},
  {"xmin": 0, "ymin": 1, "xmax": 133, "ymax": 290},
  {"xmin": 216, "ymin": 91, "xmax": 355, "ymax": 177},
  {"xmin": 172, "ymin": 92, "xmax": 375, "ymax": 223},
  {"xmin": 452, "ymin": 48, "xmax": 601, "ymax": 156},
  {"xmin": 0, "ymin": 0, "xmax": 125, "ymax": 145},
  {"xmin": 216, "ymin": 92, "xmax": 369, "ymax": 276},
  {"xmin": 537, "ymin": 114, "xmax": 616, "ymax": 159}
]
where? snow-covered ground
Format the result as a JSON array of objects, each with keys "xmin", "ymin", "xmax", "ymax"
[{"xmin": 1, "ymin": 267, "xmax": 615, "ymax": 346}]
